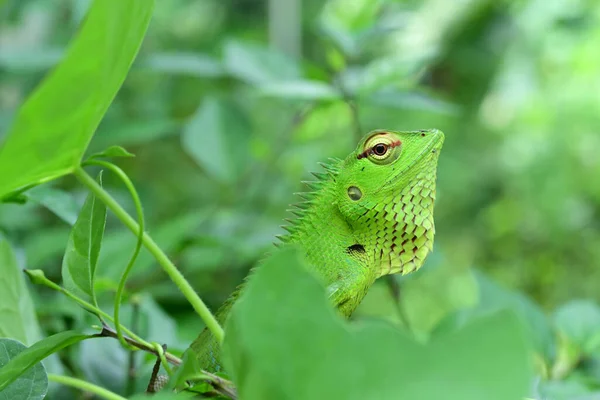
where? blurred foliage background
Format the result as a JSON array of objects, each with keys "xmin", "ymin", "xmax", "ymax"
[{"xmin": 1, "ymin": 0, "xmax": 600, "ymax": 397}]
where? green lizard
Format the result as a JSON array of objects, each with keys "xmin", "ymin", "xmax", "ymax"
[{"xmin": 189, "ymin": 128, "xmax": 444, "ymax": 373}]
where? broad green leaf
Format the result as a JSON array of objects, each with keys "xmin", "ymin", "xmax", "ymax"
[
  {"xmin": 0, "ymin": 0, "xmax": 154, "ymax": 201},
  {"xmin": 182, "ymin": 98, "xmax": 251, "ymax": 182},
  {"xmin": 223, "ymin": 40, "xmax": 301, "ymax": 84},
  {"xmin": 435, "ymin": 271, "xmax": 556, "ymax": 362},
  {"xmin": 0, "ymin": 331, "xmax": 91, "ymax": 392},
  {"xmin": 26, "ymin": 186, "xmax": 81, "ymax": 225},
  {"xmin": 85, "ymin": 146, "xmax": 135, "ymax": 162},
  {"xmin": 0, "ymin": 339, "xmax": 47, "ymax": 400},
  {"xmin": 223, "ymin": 247, "xmax": 533, "ymax": 400},
  {"xmin": 397, "ymin": 264, "xmax": 478, "ymax": 336},
  {"xmin": 0, "ymin": 237, "xmax": 44, "ymax": 346},
  {"xmin": 61, "ymin": 173, "xmax": 106, "ymax": 304},
  {"xmin": 554, "ymin": 300, "xmax": 600, "ymax": 354}
]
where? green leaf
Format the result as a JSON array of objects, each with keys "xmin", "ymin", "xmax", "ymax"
[
  {"xmin": 182, "ymin": 98, "xmax": 251, "ymax": 182},
  {"xmin": 554, "ymin": 300, "xmax": 600, "ymax": 354},
  {"xmin": 61, "ymin": 173, "xmax": 106, "ymax": 304},
  {"xmin": 223, "ymin": 39, "xmax": 301, "ymax": 84},
  {"xmin": 86, "ymin": 145, "xmax": 135, "ymax": 162},
  {"xmin": 223, "ymin": 247, "xmax": 534, "ymax": 400},
  {"xmin": 435, "ymin": 271, "xmax": 556, "ymax": 362},
  {"xmin": 0, "ymin": 237, "xmax": 44, "ymax": 346},
  {"xmin": 0, "ymin": 0, "xmax": 154, "ymax": 201},
  {"xmin": 0, "ymin": 339, "xmax": 47, "ymax": 400},
  {"xmin": 25, "ymin": 186, "xmax": 81, "ymax": 225},
  {"xmin": 0, "ymin": 331, "xmax": 91, "ymax": 392}
]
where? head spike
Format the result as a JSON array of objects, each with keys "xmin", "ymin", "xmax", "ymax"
[
  {"xmin": 301, "ymin": 180, "xmax": 322, "ymax": 190},
  {"xmin": 311, "ymin": 171, "xmax": 329, "ymax": 181},
  {"xmin": 318, "ymin": 161, "xmax": 340, "ymax": 173},
  {"xmin": 281, "ymin": 224, "xmax": 299, "ymax": 235},
  {"xmin": 291, "ymin": 201, "xmax": 313, "ymax": 210},
  {"xmin": 294, "ymin": 192, "xmax": 317, "ymax": 201},
  {"xmin": 287, "ymin": 208, "xmax": 307, "ymax": 218},
  {"xmin": 275, "ymin": 234, "xmax": 290, "ymax": 243}
]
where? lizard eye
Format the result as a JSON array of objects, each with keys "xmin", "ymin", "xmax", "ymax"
[{"xmin": 358, "ymin": 132, "xmax": 402, "ymax": 164}]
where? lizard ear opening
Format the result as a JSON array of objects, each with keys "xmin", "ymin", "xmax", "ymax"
[{"xmin": 347, "ymin": 186, "xmax": 362, "ymax": 201}]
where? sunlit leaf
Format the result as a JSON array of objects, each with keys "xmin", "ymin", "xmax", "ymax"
[
  {"xmin": 0, "ymin": 0, "xmax": 154, "ymax": 200},
  {"xmin": 0, "ymin": 339, "xmax": 47, "ymax": 400}
]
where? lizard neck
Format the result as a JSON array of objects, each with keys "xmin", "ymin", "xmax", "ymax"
[
  {"xmin": 286, "ymin": 182, "xmax": 365, "ymax": 286},
  {"xmin": 353, "ymin": 162, "xmax": 438, "ymax": 278}
]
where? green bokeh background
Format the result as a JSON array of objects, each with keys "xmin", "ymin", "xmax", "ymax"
[{"xmin": 1, "ymin": 0, "xmax": 600, "ymax": 397}]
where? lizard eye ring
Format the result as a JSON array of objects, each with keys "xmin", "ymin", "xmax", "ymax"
[{"xmin": 358, "ymin": 132, "xmax": 402, "ymax": 164}]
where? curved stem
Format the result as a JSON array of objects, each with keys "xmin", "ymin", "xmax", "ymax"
[
  {"xmin": 48, "ymin": 374, "xmax": 127, "ymax": 400},
  {"xmin": 84, "ymin": 160, "xmax": 145, "ymax": 349},
  {"xmin": 74, "ymin": 166, "xmax": 224, "ymax": 344},
  {"xmin": 153, "ymin": 342, "xmax": 173, "ymax": 376}
]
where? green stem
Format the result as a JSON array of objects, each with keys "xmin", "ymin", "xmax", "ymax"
[
  {"xmin": 48, "ymin": 374, "xmax": 126, "ymax": 400},
  {"xmin": 74, "ymin": 166, "xmax": 224, "ymax": 344},
  {"xmin": 85, "ymin": 160, "xmax": 145, "ymax": 349},
  {"xmin": 153, "ymin": 342, "xmax": 173, "ymax": 376},
  {"xmin": 43, "ymin": 275, "xmax": 150, "ymax": 347}
]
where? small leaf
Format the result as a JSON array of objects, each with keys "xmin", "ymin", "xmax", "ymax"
[
  {"xmin": 86, "ymin": 145, "xmax": 135, "ymax": 162},
  {"xmin": 0, "ymin": 237, "xmax": 44, "ymax": 346},
  {"xmin": 0, "ymin": 338, "xmax": 48, "ymax": 400},
  {"xmin": 0, "ymin": 331, "xmax": 91, "ymax": 392},
  {"xmin": 26, "ymin": 186, "xmax": 81, "ymax": 225},
  {"xmin": 61, "ymin": 173, "xmax": 106, "ymax": 304}
]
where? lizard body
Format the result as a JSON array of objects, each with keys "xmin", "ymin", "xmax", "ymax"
[{"xmin": 188, "ymin": 128, "xmax": 444, "ymax": 372}]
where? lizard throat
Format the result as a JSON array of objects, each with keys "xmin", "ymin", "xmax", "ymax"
[{"xmin": 354, "ymin": 169, "xmax": 437, "ymax": 278}]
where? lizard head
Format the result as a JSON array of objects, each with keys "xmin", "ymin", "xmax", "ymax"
[{"xmin": 336, "ymin": 129, "xmax": 445, "ymax": 276}]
